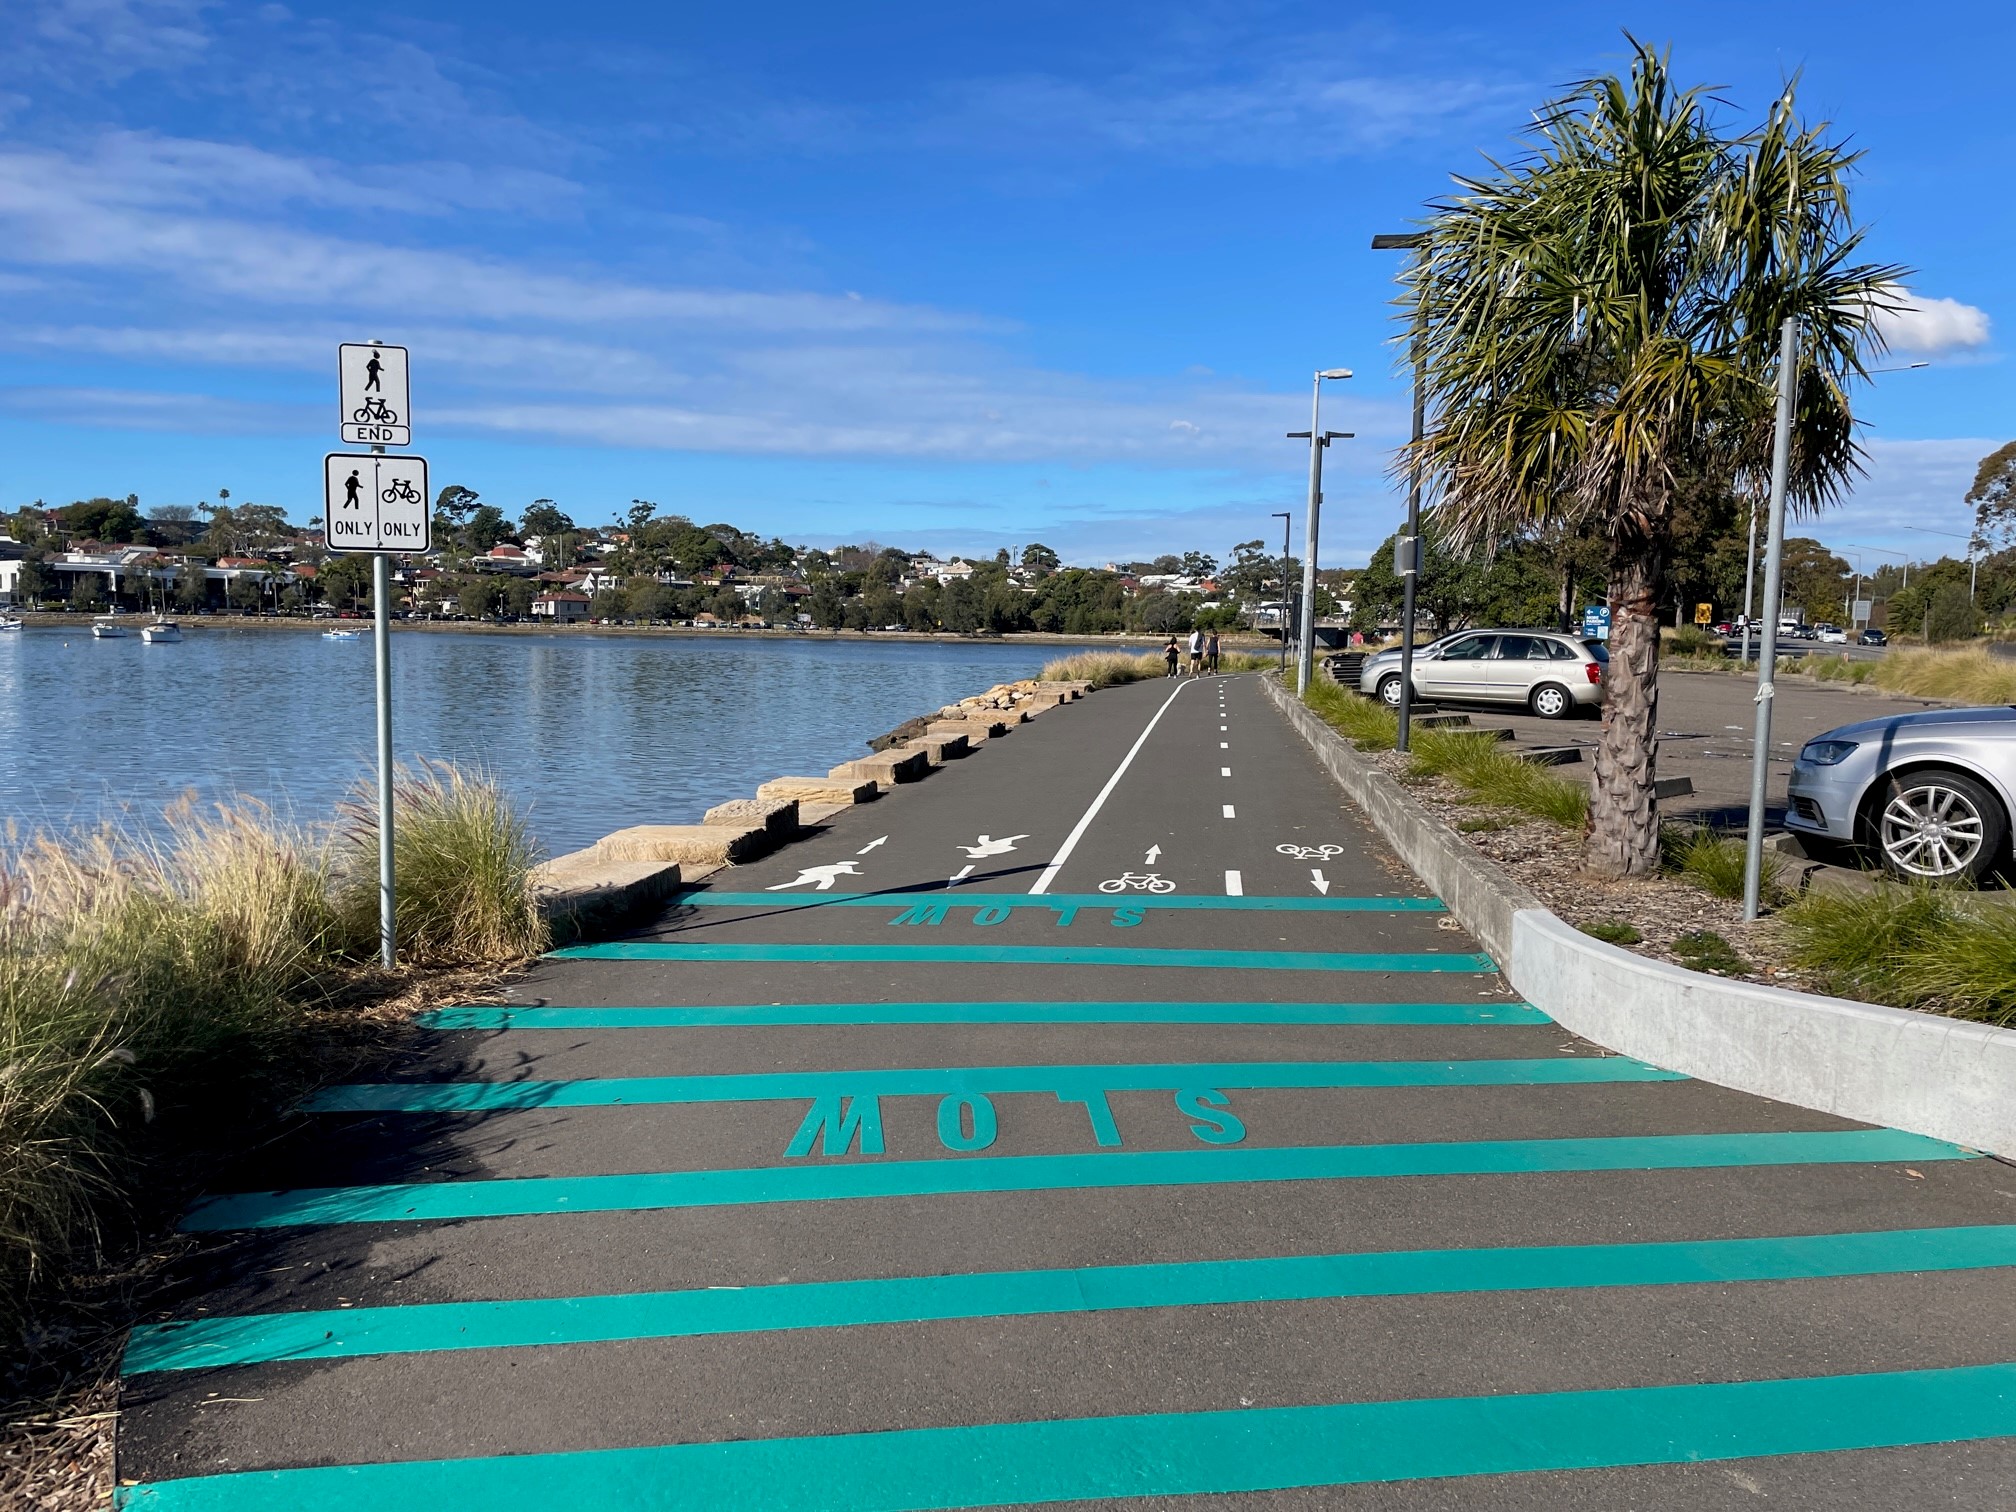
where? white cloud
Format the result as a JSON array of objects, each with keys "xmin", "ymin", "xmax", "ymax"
[{"xmin": 1873, "ymin": 285, "xmax": 1992, "ymax": 355}]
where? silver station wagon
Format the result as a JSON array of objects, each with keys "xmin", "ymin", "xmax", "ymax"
[{"xmin": 1358, "ymin": 629, "xmax": 1609, "ymax": 719}]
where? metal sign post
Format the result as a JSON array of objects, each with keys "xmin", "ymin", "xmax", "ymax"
[
  {"xmin": 1742, "ymin": 318, "xmax": 1799, "ymax": 922},
  {"xmin": 325, "ymin": 341, "xmax": 426, "ymax": 968}
]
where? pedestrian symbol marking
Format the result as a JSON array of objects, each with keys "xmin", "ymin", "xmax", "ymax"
[
  {"xmin": 765, "ymin": 862, "xmax": 861, "ymax": 892},
  {"xmin": 958, "ymin": 834, "xmax": 1027, "ymax": 858},
  {"xmin": 323, "ymin": 452, "xmax": 430, "ymax": 553},
  {"xmin": 338, "ymin": 343, "xmax": 411, "ymax": 445}
]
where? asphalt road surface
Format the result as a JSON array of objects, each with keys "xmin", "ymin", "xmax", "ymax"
[{"xmin": 117, "ymin": 672, "xmax": 2016, "ymax": 1509}]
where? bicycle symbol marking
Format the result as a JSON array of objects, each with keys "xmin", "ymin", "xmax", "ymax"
[
  {"xmin": 353, "ymin": 397, "xmax": 401, "ymax": 425},
  {"xmin": 1275, "ymin": 844, "xmax": 1346, "ymax": 861},
  {"xmin": 1098, "ymin": 872, "xmax": 1176, "ymax": 894},
  {"xmin": 381, "ymin": 478, "xmax": 423, "ymax": 506}
]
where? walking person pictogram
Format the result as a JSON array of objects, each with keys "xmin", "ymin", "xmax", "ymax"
[
  {"xmin": 342, "ymin": 469, "xmax": 363, "ymax": 509},
  {"xmin": 364, "ymin": 351, "xmax": 383, "ymax": 392}
]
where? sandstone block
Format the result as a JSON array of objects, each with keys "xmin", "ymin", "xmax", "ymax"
[
  {"xmin": 900, "ymin": 732, "xmax": 969, "ymax": 766},
  {"xmin": 594, "ymin": 822, "xmax": 770, "ymax": 866},
  {"xmin": 531, "ymin": 855, "xmax": 682, "ymax": 946},
  {"xmin": 828, "ymin": 747, "xmax": 931, "ymax": 787},
  {"xmin": 702, "ymin": 796, "xmax": 800, "ymax": 838},
  {"xmin": 757, "ymin": 777, "xmax": 879, "ymax": 806}
]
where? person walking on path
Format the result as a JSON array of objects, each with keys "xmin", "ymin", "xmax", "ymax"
[
  {"xmin": 1206, "ymin": 629, "xmax": 1221, "ymax": 674},
  {"xmin": 1187, "ymin": 628, "xmax": 1204, "ymax": 676},
  {"xmin": 1163, "ymin": 637, "xmax": 1181, "ymax": 677}
]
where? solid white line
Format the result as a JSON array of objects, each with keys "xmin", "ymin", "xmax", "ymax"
[
  {"xmin": 1222, "ymin": 804, "xmax": 1236, "ymax": 819},
  {"xmin": 1224, "ymin": 869, "xmax": 1244, "ymax": 896},
  {"xmin": 1027, "ymin": 679, "xmax": 1193, "ymax": 895}
]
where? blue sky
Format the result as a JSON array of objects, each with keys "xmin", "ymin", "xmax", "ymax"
[{"xmin": 1, "ymin": 0, "xmax": 2009, "ymax": 571}]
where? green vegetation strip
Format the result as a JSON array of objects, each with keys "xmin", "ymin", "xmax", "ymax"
[
  {"xmin": 117, "ymin": 1360, "xmax": 2016, "ymax": 1509},
  {"xmin": 421, "ymin": 1000, "xmax": 1549, "ymax": 1030},
  {"xmin": 124, "ymin": 1225, "xmax": 2016, "ymax": 1374},
  {"xmin": 670, "ymin": 891, "xmax": 1446, "ymax": 913},
  {"xmin": 304, "ymin": 1057, "xmax": 1678, "ymax": 1113},
  {"xmin": 180, "ymin": 1129, "xmax": 1965, "ymax": 1230},
  {"xmin": 547, "ymin": 943, "xmax": 1496, "ymax": 972}
]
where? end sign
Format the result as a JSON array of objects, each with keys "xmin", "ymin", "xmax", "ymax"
[
  {"xmin": 325, "ymin": 453, "xmax": 430, "ymax": 553},
  {"xmin": 339, "ymin": 343, "xmax": 411, "ymax": 446}
]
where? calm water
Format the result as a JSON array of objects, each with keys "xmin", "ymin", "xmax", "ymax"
[{"xmin": 0, "ymin": 628, "xmax": 1056, "ymax": 854}]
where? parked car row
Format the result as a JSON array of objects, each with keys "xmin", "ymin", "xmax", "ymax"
[{"xmin": 1349, "ymin": 623, "xmax": 2011, "ymax": 883}]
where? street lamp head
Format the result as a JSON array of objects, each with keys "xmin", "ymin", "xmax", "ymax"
[
  {"xmin": 1318, "ymin": 368, "xmax": 1352, "ymax": 380},
  {"xmin": 1371, "ymin": 233, "xmax": 1428, "ymax": 250}
]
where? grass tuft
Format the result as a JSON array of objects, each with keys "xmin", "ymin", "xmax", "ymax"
[
  {"xmin": 1670, "ymin": 929, "xmax": 1748, "ymax": 975},
  {"xmin": 1868, "ymin": 646, "xmax": 2016, "ymax": 704},
  {"xmin": 1777, "ymin": 881, "xmax": 2016, "ymax": 1023},
  {"xmin": 1406, "ymin": 729, "xmax": 1589, "ymax": 828},
  {"xmin": 0, "ymin": 764, "xmax": 542, "ymax": 1354},
  {"xmin": 1304, "ymin": 679, "xmax": 1400, "ymax": 751},
  {"xmin": 1579, "ymin": 920, "xmax": 1643, "ymax": 945},
  {"xmin": 1039, "ymin": 650, "xmax": 1165, "ymax": 687},
  {"xmin": 1662, "ymin": 825, "xmax": 1781, "ymax": 902}
]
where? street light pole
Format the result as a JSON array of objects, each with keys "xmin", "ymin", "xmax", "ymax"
[
  {"xmin": 1373, "ymin": 232, "xmax": 1429, "ymax": 752},
  {"xmin": 1271, "ymin": 512, "xmax": 1292, "ymax": 672},
  {"xmin": 1287, "ymin": 370, "xmax": 1352, "ymax": 694},
  {"xmin": 1904, "ymin": 526, "xmax": 1980, "ymax": 601}
]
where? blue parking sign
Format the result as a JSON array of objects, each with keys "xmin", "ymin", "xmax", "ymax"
[{"xmin": 1581, "ymin": 605, "xmax": 1611, "ymax": 640}]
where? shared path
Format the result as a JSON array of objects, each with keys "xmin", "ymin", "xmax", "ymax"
[{"xmin": 119, "ymin": 673, "xmax": 2016, "ymax": 1508}]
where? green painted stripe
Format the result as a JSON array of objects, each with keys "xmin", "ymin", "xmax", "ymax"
[
  {"xmin": 305, "ymin": 1057, "xmax": 1679, "ymax": 1113},
  {"xmin": 115, "ymin": 1361, "xmax": 2016, "ymax": 1510},
  {"xmin": 179, "ymin": 1128, "xmax": 1966, "ymax": 1231},
  {"xmin": 122, "ymin": 1224, "xmax": 2016, "ymax": 1374},
  {"xmin": 671, "ymin": 890, "xmax": 1446, "ymax": 913},
  {"xmin": 420, "ymin": 1000, "xmax": 1549, "ymax": 1030},
  {"xmin": 547, "ymin": 942, "xmax": 1496, "ymax": 972}
]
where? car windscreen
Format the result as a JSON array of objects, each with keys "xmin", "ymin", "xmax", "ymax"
[{"xmin": 1582, "ymin": 640, "xmax": 1610, "ymax": 663}]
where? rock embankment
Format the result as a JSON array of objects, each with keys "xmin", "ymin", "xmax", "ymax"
[{"xmin": 532, "ymin": 675, "xmax": 1094, "ymax": 941}]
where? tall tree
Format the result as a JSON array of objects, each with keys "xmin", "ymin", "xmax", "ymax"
[
  {"xmin": 1402, "ymin": 41, "xmax": 1899, "ymax": 874},
  {"xmin": 1967, "ymin": 441, "xmax": 2016, "ymax": 549}
]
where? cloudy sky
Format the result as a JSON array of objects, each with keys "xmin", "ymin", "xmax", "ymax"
[{"xmin": 1, "ymin": 0, "xmax": 2007, "ymax": 568}]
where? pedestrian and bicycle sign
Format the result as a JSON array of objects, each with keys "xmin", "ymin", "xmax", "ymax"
[
  {"xmin": 324, "ymin": 452, "xmax": 430, "ymax": 552},
  {"xmin": 339, "ymin": 343, "xmax": 411, "ymax": 445}
]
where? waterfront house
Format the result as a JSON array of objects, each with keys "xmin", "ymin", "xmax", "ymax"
[{"xmin": 531, "ymin": 591, "xmax": 590, "ymax": 624}]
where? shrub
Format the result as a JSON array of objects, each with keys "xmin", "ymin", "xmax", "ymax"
[
  {"xmin": 1304, "ymin": 680, "xmax": 1400, "ymax": 750},
  {"xmin": 1039, "ymin": 650, "xmax": 1165, "ymax": 687},
  {"xmin": 1406, "ymin": 729, "xmax": 1589, "ymax": 827},
  {"xmin": 1869, "ymin": 647, "xmax": 2016, "ymax": 705},
  {"xmin": 1662, "ymin": 825, "xmax": 1780, "ymax": 902},
  {"xmin": 1669, "ymin": 626, "xmax": 1723, "ymax": 656}
]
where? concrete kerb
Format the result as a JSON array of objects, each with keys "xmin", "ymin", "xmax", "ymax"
[{"xmin": 1258, "ymin": 674, "xmax": 2016, "ymax": 1159}]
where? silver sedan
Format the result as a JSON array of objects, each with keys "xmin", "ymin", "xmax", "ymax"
[
  {"xmin": 1357, "ymin": 629, "xmax": 1608, "ymax": 719},
  {"xmin": 1784, "ymin": 707, "xmax": 2016, "ymax": 882}
]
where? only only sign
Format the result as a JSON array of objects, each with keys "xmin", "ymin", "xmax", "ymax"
[{"xmin": 325, "ymin": 453, "xmax": 430, "ymax": 553}]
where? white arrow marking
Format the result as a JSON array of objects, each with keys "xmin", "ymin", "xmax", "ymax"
[
  {"xmin": 949, "ymin": 864, "xmax": 976, "ymax": 884},
  {"xmin": 856, "ymin": 836, "xmax": 888, "ymax": 854},
  {"xmin": 1310, "ymin": 869, "xmax": 1331, "ymax": 895},
  {"xmin": 766, "ymin": 862, "xmax": 862, "ymax": 893},
  {"xmin": 1144, "ymin": 844, "xmax": 1162, "ymax": 865},
  {"xmin": 958, "ymin": 834, "xmax": 1028, "ymax": 859}
]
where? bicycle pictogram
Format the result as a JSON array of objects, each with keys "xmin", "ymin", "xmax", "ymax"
[
  {"xmin": 1097, "ymin": 872, "xmax": 1176, "ymax": 894},
  {"xmin": 1274, "ymin": 843, "xmax": 1346, "ymax": 861},
  {"xmin": 381, "ymin": 478, "xmax": 422, "ymax": 506},
  {"xmin": 352, "ymin": 396, "xmax": 401, "ymax": 425}
]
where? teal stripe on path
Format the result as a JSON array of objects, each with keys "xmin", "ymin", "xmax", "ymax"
[
  {"xmin": 179, "ymin": 1128, "xmax": 1967, "ymax": 1230},
  {"xmin": 671, "ymin": 890, "xmax": 1446, "ymax": 913},
  {"xmin": 115, "ymin": 1361, "xmax": 2016, "ymax": 1510},
  {"xmin": 304, "ymin": 1056, "xmax": 1681, "ymax": 1113},
  {"xmin": 123, "ymin": 1225, "xmax": 2016, "ymax": 1374},
  {"xmin": 548, "ymin": 942, "xmax": 1496, "ymax": 972},
  {"xmin": 419, "ymin": 1000, "xmax": 1550, "ymax": 1030}
]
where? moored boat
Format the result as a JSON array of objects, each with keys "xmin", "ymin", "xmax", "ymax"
[
  {"xmin": 140, "ymin": 618, "xmax": 183, "ymax": 643},
  {"xmin": 91, "ymin": 615, "xmax": 131, "ymax": 639}
]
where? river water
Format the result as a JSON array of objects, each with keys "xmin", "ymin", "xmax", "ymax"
[{"xmin": 0, "ymin": 627, "xmax": 1058, "ymax": 855}]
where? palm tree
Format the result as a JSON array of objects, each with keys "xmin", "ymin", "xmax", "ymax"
[{"xmin": 1399, "ymin": 40, "xmax": 1901, "ymax": 874}]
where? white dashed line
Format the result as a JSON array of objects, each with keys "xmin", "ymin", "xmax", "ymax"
[
  {"xmin": 1220, "ymin": 767, "xmax": 1232, "ymax": 777},
  {"xmin": 1222, "ymin": 804, "xmax": 1236, "ymax": 819},
  {"xmin": 1224, "ymin": 869, "xmax": 1244, "ymax": 896},
  {"xmin": 1219, "ymin": 741, "xmax": 1228, "ymax": 749}
]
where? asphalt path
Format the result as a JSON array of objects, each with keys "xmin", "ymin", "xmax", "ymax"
[{"xmin": 117, "ymin": 672, "xmax": 2016, "ymax": 1509}]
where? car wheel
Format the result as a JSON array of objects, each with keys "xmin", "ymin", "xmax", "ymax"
[
  {"xmin": 1870, "ymin": 769, "xmax": 2009, "ymax": 883},
  {"xmin": 1528, "ymin": 682, "xmax": 1572, "ymax": 720},
  {"xmin": 1377, "ymin": 674, "xmax": 1404, "ymax": 707}
]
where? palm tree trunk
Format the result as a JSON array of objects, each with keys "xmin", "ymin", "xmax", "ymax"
[{"xmin": 1586, "ymin": 543, "xmax": 1664, "ymax": 875}]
